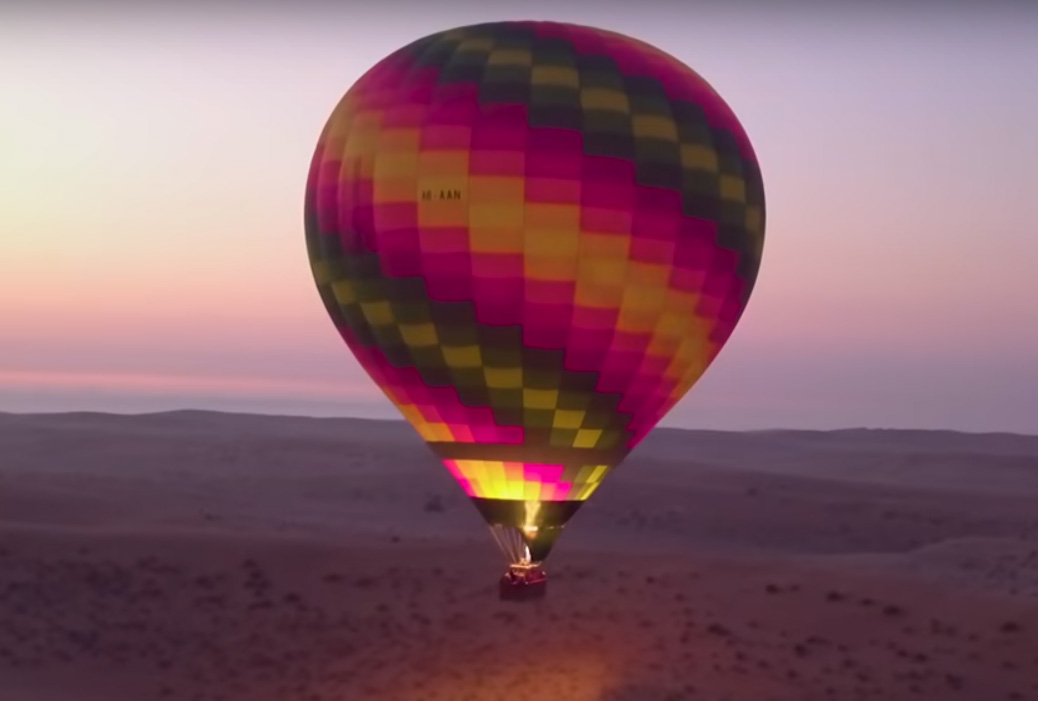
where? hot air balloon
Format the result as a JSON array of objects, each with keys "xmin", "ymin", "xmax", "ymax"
[{"xmin": 304, "ymin": 20, "xmax": 765, "ymax": 600}]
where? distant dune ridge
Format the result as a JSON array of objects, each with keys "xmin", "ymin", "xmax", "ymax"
[{"xmin": 1, "ymin": 411, "xmax": 1036, "ymax": 701}]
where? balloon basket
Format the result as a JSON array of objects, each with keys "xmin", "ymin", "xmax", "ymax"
[{"xmin": 499, "ymin": 563, "xmax": 547, "ymax": 602}]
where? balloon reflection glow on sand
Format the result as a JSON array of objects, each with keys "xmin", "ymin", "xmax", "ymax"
[{"xmin": 378, "ymin": 646, "xmax": 624, "ymax": 701}]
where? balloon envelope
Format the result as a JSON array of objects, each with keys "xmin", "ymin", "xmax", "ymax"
[{"xmin": 305, "ymin": 21, "xmax": 765, "ymax": 567}]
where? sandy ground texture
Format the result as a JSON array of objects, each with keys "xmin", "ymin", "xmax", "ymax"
[{"xmin": 1, "ymin": 410, "xmax": 1036, "ymax": 701}]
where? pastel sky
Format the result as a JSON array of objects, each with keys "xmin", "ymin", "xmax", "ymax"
[{"xmin": 2, "ymin": 1, "xmax": 1036, "ymax": 433}]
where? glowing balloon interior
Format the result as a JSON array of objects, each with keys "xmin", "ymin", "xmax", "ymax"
[{"xmin": 304, "ymin": 20, "xmax": 765, "ymax": 592}]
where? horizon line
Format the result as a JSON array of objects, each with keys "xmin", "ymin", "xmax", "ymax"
[{"xmin": 3, "ymin": 408, "xmax": 1036, "ymax": 440}]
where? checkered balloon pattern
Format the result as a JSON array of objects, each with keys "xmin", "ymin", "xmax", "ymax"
[{"xmin": 306, "ymin": 21, "xmax": 765, "ymax": 508}]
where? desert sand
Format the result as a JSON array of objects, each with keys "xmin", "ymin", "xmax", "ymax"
[{"xmin": 1, "ymin": 410, "xmax": 1036, "ymax": 701}]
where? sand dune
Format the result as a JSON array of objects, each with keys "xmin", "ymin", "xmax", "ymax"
[{"xmin": 1, "ymin": 411, "xmax": 1036, "ymax": 700}]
